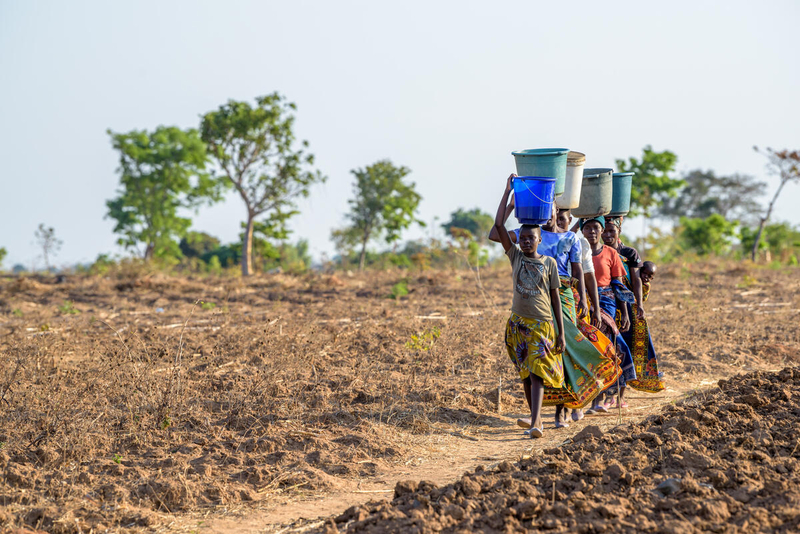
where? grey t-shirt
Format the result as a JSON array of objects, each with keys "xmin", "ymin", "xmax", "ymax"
[{"xmin": 506, "ymin": 246, "xmax": 561, "ymax": 322}]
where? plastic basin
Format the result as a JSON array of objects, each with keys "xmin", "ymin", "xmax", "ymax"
[{"xmin": 511, "ymin": 148, "xmax": 569, "ymax": 196}]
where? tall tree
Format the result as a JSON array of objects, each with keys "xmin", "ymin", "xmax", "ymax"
[
  {"xmin": 200, "ymin": 93, "xmax": 324, "ymax": 276},
  {"xmin": 616, "ymin": 145, "xmax": 681, "ymax": 254},
  {"xmin": 0, "ymin": 247, "xmax": 7, "ymax": 270},
  {"xmin": 441, "ymin": 207, "xmax": 494, "ymax": 245},
  {"xmin": 34, "ymin": 224, "xmax": 62, "ymax": 271},
  {"xmin": 615, "ymin": 145, "xmax": 681, "ymax": 218},
  {"xmin": 106, "ymin": 126, "xmax": 215, "ymax": 260},
  {"xmin": 339, "ymin": 160, "xmax": 424, "ymax": 271},
  {"xmin": 750, "ymin": 147, "xmax": 800, "ymax": 260},
  {"xmin": 659, "ymin": 170, "xmax": 765, "ymax": 225}
]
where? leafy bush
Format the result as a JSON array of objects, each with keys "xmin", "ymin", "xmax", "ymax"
[
  {"xmin": 388, "ymin": 279, "xmax": 409, "ymax": 299},
  {"xmin": 679, "ymin": 214, "xmax": 738, "ymax": 256},
  {"xmin": 180, "ymin": 231, "xmax": 221, "ymax": 258}
]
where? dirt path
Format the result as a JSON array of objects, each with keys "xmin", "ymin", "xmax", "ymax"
[{"xmin": 177, "ymin": 375, "xmax": 742, "ymax": 533}]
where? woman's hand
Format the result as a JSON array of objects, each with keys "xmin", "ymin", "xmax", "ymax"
[
  {"xmin": 620, "ymin": 312, "xmax": 631, "ymax": 333},
  {"xmin": 577, "ymin": 297, "xmax": 589, "ymax": 320},
  {"xmin": 591, "ymin": 312, "xmax": 603, "ymax": 329},
  {"xmin": 506, "ymin": 173, "xmax": 516, "ymax": 193},
  {"xmin": 636, "ymin": 305, "xmax": 646, "ymax": 320},
  {"xmin": 555, "ymin": 333, "xmax": 566, "ymax": 353}
]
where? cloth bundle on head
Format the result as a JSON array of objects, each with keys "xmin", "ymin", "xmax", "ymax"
[{"xmin": 579, "ymin": 215, "xmax": 605, "ymax": 230}]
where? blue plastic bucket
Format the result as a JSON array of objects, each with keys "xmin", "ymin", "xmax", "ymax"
[
  {"xmin": 511, "ymin": 148, "xmax": 569, "ymax": 196},
  {"xmin": 513, "ymin": 176, "xmax": 556, "ymax": 225},
  {"xmin": 609, "ymin": 172, "xmax": 634, "ymax": 217}
]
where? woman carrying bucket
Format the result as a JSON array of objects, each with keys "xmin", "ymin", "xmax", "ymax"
[
  {"xmin": 580, "ymin": 216, "xmax": 637, "ymax": 414},
  {"xmin": 493, "ymin": 174, "xmax": 565, "ymax": 439},
  {"xmin": 603, "ymin": 217, "xmax": 665, "ymax": 395}
]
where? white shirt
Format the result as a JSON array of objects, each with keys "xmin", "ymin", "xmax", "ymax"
[{"xmin": 578, "ymin": 235, "xmax": 594, "ymax": 274}]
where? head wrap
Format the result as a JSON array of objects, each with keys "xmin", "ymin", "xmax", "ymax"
[
  {"xmin": 579, "ymin": 215, "xmax": 605, "ymax": 230},
  {"xmin": 607, "ymin": 216, "xmax": 623, "ymax": 230}
]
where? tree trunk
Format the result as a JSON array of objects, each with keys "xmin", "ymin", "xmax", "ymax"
[
  {"xmin": 144, "ymin": 243, "xmax": 154, "ymax": 262},
  {"xmin": 751, "ymin": 178, "xmax": 787, "ymax": 261},
  {"xmin": 242, "ymin": 216, "xmax": 255, "ymax": 277},
  {"xmin": 750, "ymin": 218, "xmax": 767, "ymax": 261},
  {"xmin": 358, "ymin": 226, "xmax": 371, "ymax": 272},
  {"xmin": 358, "ymin": 238, "xmax": 368, "ymax": 271}
]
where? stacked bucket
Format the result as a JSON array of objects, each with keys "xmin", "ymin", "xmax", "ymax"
[{"xmin": 510, "ymin": 149, "xmax": 633, "ymax": 223}]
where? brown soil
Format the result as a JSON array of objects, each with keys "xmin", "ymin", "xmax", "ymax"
[
  {"xmin": 320, "ymin": 367, "xmax": 800, "ymax": 534},
  {"xmin": 0, "ymin": 261, "xmax": 798, "ymax": 533}
]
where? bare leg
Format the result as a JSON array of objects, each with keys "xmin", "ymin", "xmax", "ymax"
[
  {"xmin": 522, "ymin": 378, "xmax": 532, "ymax": 412},
  {"xmin": 555, "ymin": 404, "xmax": 570, "ymax": 428},
  {"xmin": 517, "ymin": 378, "xmax": 534, "ymax": 429},
  {"xmin": 529, "ymin": 374, "xmax": 544, "ymax": 432}
]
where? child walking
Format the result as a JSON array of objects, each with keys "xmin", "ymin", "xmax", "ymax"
[
  {"xmin": 491, "ymin": 204, "xmax": 621, "ymax": 428},
  {"xmin": 495, "ymin": 175, "xmax": 565, "ymax": 438}
]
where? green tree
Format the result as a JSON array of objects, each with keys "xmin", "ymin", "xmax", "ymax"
[
  {"xmin": 659, "ymin": 169, "xmax": 764, "ymax": 225},
  {"xmin": 200, "ymin": 93, "xmax": 325, "ymax": 276},
  {"xmin": 679, "ymin": 214, "xmax": 738, "ymax": 256},
  {"xmin": 106, "ymin": 126, "xmax": 215, "ymax": 260},
  {"xmin": 34, "ymin": 224, "xmax": 62, "ymax": 271},
  {"xmin": 742, "ymin": 222, "xmax": 800, "ymax": 260},
  {"xmin": 179, "ymin": 231, "xmax": 221, "ymax": 258},
  {"xmin": 0, "ymin": 247, "xmax": 6, "ymax": 270},
  {"xmin": 763, "ymin": 222, "xmax": 800, "ymax": 256},
  {"xmin": 338, "ymin": 160, "xmax": 424, "ymax": 271},
  {"xmin": 247, "ymin": 212, "xmax": 294, "ymax": 270},
  {"xmin": 750, "ymin": 147, "xmax": 800, "ymax": 260},
  {"xmin": 441, "ymin": 207, "xmax": 494, "ymax": 245},
  {"xmin": 616, "ymin": 145, "xmax": 681, "ymax": 218}
]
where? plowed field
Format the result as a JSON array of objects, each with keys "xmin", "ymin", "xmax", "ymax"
[{"xmin": 0, "ymin": 260, "xmax": 798, "ymax": 533}]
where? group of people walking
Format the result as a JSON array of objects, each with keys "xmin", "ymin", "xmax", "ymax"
[{"xmin": 490, "ymin": 174, "xmax": 664, "ymax": 438}]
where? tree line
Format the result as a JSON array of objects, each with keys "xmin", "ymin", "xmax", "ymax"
[{"xmin": 1, "ymin": 94, "xmax": 798, "ymax": 274}]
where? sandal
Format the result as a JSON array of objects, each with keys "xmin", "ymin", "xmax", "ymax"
[
  {"xmin": 529, "ymin": 426, "xmax": 543, "ymax": 439},
  {"xmin": 516, "ymin": 418, "xmax": 532, "ymax": 429},
  {"xmin": 571, "ymin": 410, "xmax": 585, "ymax": 422}
]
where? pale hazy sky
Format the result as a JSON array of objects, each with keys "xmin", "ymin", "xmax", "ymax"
[{"xmin": 2, "ymin": 0, "xmax": 799, "ymax": 268}]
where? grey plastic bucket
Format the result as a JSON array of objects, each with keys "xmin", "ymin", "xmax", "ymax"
[{"xmin": 571, "ymin": 167, "xmax": 613, "ymax": 218}]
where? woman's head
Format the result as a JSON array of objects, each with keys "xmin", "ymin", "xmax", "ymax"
[
  {"xmin": 518, "ymin": 224, "xmax": 542, "ymax": 255},
  {"xmin": 602, "ymin": 217, "xmax": 623, "ymax": 246},
  {"xmin": 556, "ymin": 209, "xmax": 571, "ymax": 231},
  {"xmin": 580, "ymin": 217, "xmax": 605, "ymax": 245},
  {"xmin": 602, "ymin": 220, "xmax": 621, "ymax": 247}
]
